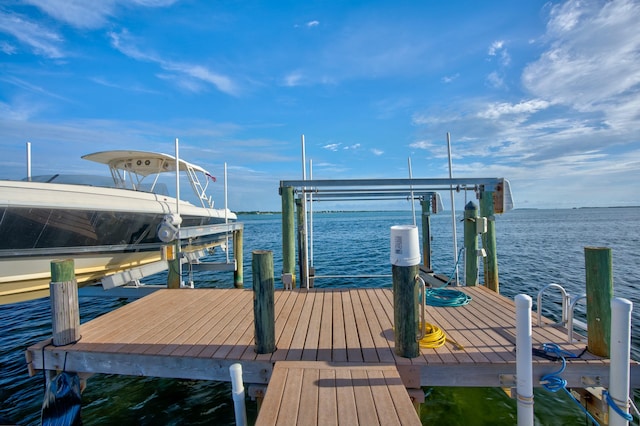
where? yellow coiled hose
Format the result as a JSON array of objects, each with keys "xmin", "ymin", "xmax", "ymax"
[{"xmin": 418, "ymin": 322, "xmax": 464, "ymax": 350}]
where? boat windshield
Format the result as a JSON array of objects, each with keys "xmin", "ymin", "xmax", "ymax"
[{"xmin": 24, "ymin": 175, "xmax": 170, "ymax": 196}]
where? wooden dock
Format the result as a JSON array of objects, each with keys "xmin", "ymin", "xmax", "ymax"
[{"xmin": 25, "ymin": 286, "xmax": 640, "ymax": 423}]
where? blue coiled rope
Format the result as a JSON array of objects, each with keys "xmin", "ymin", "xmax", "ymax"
[
  {"xmin": 539, "ymin": 343, "xmax": 601, "ymax": 426},
  {"xmin": 425, "ymin": 288, "xmax": 472, "ymax": 307},
  {"xmin": 540, "ymin": 343, "xmax": 635, "ymax": 424}
]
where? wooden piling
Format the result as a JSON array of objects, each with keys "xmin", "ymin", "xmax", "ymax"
[
  {"xmin": 167, "ymin": 241, "xmax": 181, "ymax": 289},
  {"xmin": 480, "ymin": 190, "xmax": 499, "ymax": 293},
  {"xmin": 281, "ymin": 186, "xmax": 296, "ymax": 288},
  {"xmin": 253, "ymin": 250, "xmax": 276, "ymax": 354},
  {"xmin": 420, "ymin": 199, "xmax": 432, "ymax": 272},
  {"xmin": 464, "ymin": 201, "xmax": 478, "ymax": 286},
  {"xmin": 50, "ymin": 259, "xmax": 81, "ymax": 346},
  {"xmin": 585, "ymin": 246, "xmax": 613, "ymax": 357},
  {"xmin": 392, "ymin": 264, "xmax": 420, "ymax": 358},
  {"xmin": 233, "ymin": 228, "xmax": 244, "ymax": 288}
]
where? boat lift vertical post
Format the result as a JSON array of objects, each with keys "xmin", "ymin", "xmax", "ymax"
[
  {"xmin": 308, "ymin": 159, "xmax": 315, "ymax": 288},
  {"xmin": 26, "ymin": 141, "xmax": 32, "ymax": 181},
  {"xmin": 515, "ymin": 294, "xmax": 534, "ymax": 426},
  {"xmin": 301, "ymin": 134, "xmax": 310, "ymax": 289},
  {"xmin": 408, "ymin": 157, "xmax": 416, "ymax": 226},
  {"xmin": 447, "ymin": 132, "xmax": 460, "ymax": 285},
  {"xmin": 167, "ymin": 138, "xmax": 183, "ymax": 289}
]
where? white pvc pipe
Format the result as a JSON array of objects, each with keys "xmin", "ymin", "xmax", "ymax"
[
  {"xmin": 229, "ymin": 363, "xmax": 247, "ymax": 426},
  {"xmin": 609, "ymin": 297, "xmax": 632, "ymax": 426},
  {"xmin": 515, "ymin": 294, "xmax": 534, "ymax": 426}
]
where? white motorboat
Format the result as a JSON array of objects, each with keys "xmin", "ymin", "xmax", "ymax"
[{"xmin": 0, "ymin": 150, "xmax": 237, "ymax": 304}]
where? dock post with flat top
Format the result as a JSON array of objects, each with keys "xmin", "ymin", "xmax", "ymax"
[
  {"xmin": 233, "ymin": 228, "xmax": 244, "ymax": 288},
  {"xmin": 253, "ymin": 250, "xmax": 276, "ymax": 354},
  {"xmin": 281, "ymin": 185, "xmax": 296, "ymax": 288},
  {"xmin": 464, "ymin": 201, "xmax": 479, "ymax": 286},
  {"xmin": 393, "ymin": 264, "xmax": 420, "ymax": 358},
  {"xmin": 480, "ymin": 189, "xmax": 499, "ymax": 293},
  {"xmin": 50, "ymin": 259, "xmax": 81, "ymax": 346},
  {"xmin": 585, "ymin": 246, "xmax": 613, "ymax": 357}
]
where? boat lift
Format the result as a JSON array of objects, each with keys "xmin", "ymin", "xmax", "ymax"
[{"xmin": 279, "ymin": 177, "xmax": 513, "ymax": 289}]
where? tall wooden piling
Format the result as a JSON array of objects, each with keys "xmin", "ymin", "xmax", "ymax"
[
  {"xmin": 480, "ymin": 190, "xmax": 499, "ymax": 293},
  {"xmin": 281, "ymin": 186, "xmax": 296, "ymax": 288},
  {"xmin": 420, "ymin": 199, "xmax": 432, "ymax": 272},
  {"xmin": 233, "ymin": 228, "xmax": 244, "ymax": 288},
  {"xmin": 50, "ymin": 259, "xmax": 81, "ymax": 346},
  {"xmin": 464, "ymin": 201, "xmax": 479, "ymax": 286},
  {"xmin": 393, "ymin": 264, "xmax": 420, "ymax": 358},
  {"xmin": 585, "ymin": 246, "xmax": 613, "ymax": 357},
  {"xmin": 253, "ymin": 250, "xmax": 276, "ymax": 354}
]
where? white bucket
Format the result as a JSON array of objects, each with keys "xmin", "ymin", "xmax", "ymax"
[{"xmin": 390, "ymin": 225, "xmax": 421, "ymax": 266}]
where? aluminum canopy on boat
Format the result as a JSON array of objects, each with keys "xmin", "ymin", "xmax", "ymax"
[{"xmin": 82, "ymin": 150, "xmax": 213, "ymax": 177}]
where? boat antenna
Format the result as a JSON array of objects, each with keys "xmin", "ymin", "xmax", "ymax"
[
  {"xmin": 447, "ymin": 132, "xmax": 460, "ymax": 286},
  {"xmin": 408, "ymin": 157, "xmax": 416, "ymax": 226}
]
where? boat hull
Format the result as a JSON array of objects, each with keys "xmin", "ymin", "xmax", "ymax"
[{"xmin": 0, "ymin": 180, "xmax": 236, "ymax": 304}]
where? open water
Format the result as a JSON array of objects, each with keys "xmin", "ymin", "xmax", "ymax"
[{"xmin": 1, "ymin": 207, "xmax": 639, "ymax": 425}]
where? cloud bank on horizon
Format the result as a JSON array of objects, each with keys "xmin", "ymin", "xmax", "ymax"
[{"xmin": 0, "ymin": 0, "xmax": 638, "ymax": 211}]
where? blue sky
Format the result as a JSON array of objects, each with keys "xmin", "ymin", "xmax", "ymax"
[{"xmin": 1, "ymin": 0, "xmax": 639, "ymax": 212}]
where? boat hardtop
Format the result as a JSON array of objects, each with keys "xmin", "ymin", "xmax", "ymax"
[{"xmin": 82, "ymin": 150, "xmax": 217, "ymax": 208}]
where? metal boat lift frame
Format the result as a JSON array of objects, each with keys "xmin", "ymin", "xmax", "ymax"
[{"xmin": 279, "ymin": 177, "xmax": 512, "ymax": 290}]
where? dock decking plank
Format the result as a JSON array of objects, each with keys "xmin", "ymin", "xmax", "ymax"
[{"xmin": 27, "ymin": 286, "xmax": 625, "ymax": 393}]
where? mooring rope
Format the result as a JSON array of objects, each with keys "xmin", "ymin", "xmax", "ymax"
[{"xmin": 539, "ymin": 343, "xmax": 601, "ymax": 426}]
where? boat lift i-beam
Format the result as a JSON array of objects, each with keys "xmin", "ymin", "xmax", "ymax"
[{"xmin": 279, "ymin": 177, "xmax": 513, "ymax": 289}]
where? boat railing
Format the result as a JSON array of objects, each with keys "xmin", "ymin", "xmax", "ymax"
[{"xmin": 186, "ymin": 164, "xmax": 213, "ymax": 208}]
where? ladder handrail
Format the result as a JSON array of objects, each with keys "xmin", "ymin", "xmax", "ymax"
[{"xmin": 536, "ymin": 283, "xmax": 570, "ymax": 328}]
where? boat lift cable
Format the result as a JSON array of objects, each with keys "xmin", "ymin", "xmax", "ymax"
[{"xmin": 539, "ymin": 343, "xmax": 602, "ymax": 426}]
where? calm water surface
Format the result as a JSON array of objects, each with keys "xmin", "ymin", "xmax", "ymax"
[{"xmin": 1, "ymin": 208, "xmax": 639, "ymax": 425}]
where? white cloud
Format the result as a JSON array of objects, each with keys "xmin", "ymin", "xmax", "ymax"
[
  {"xmin": 523, "ymin": 0, "xmax": 640, "ymax": 131},
  {"xmin": 486, "ymin": 71, "xmax": 505, "ymax": 89},
  {"xmin": 22, "ymin": 0, "xmax": 179, "ymax": 29},
  {"xmin": 0, "ymin": 41, "xmax": 17, "ymax": 55},
  {"xmin": 442, "ymin": 73, "xmax": 459, "ymax": 84},
  {"xmin": 488, "ymin": 40, "xmax": 504, "ymax": 56},
  {"xmin": 307, "ymin": 20, "xmax": 320, "ymax": 28},
  {"xmin": 109, "ymin": 30, "xmax": 239, "ymax": 96},
  {"xmin": 0, "ymin": 11, "xmax": 64, "ymax": 58},
  {"xmin": 323, "ymin": 143, "xmax": 341, "ymax": 151},
  {"xmin": 371, "ymin": 148, "xmax": 384, "ymax": 156},
  {"xmin": 283, "ymin": 71, "xmax": 304, "ymax": 87},
  {"xmin": 478, "ymin": 99, "xmax": 551, "ymax": 120}
]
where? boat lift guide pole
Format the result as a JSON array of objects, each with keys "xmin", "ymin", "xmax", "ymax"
[
  {"xmin": 515, "ymin": 294, "xmax": 534, "ymax": 426},
  {"xmin": 26, "ymin": 141, "xmax": 32, "ymax": 181},
  {"xmin": 420, "ymin": 197, "xmax": 432, "ymax": 272},
  {"xmin": 446, "ymin": 132, "xmax": 460, "ymax": 285},
  {"xmin": 167, "ymin": 138, "xmax": 182, "ymax": 289},
  {"xmin": 301, "ymin": 134, "xmax": 309, "ymax": 289}
]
